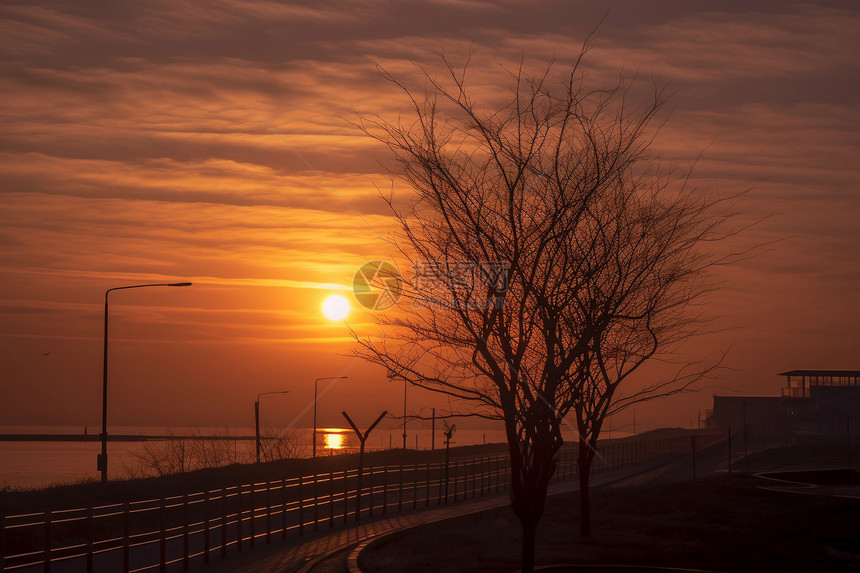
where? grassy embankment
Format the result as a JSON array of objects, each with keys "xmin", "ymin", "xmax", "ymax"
[
  {"xmin": 0, "ymin": 442, "xmax": 508, "ymax": 516},
  {"xmin": 1, "ymin": 426, "xmax": 700, "ymax": 514}
]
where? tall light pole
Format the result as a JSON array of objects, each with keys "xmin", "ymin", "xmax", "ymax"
[
  {"xmin": 313, "ymin": 376, "xmax": 347, "ymax": 458},
  {"xmin": 255, "ymin": 391, "xmax": 290, "ymax": 463},
  {"xmin": 98, "ymin": 281, "xmax": 191, "ymax": 482},
  {"xmin": 387, "ymin": 370, "xmax": 408, "ymax": 449}
]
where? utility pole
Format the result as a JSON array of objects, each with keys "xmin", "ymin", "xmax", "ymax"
[
  {"xmin": 743, "ymin": 398, "xmax": 749, "ymax": 473},
  {"xmin": 431, "ymin": 407, "xmax": 436, "ymax": 450},
  {"xmin": 342, "ymin": 410, "xmax": 387, "ymax": 521}
]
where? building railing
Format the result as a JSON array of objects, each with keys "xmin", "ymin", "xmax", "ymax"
[
  {"xmin": 781, "ymin": 387, "xmax": 809, "ymax": 398},
  {"xmin": 0, "ymin": 433, "xmax": 723, "ymax": 573}
]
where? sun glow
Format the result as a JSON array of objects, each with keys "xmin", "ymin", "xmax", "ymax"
[
  {"xmin": 321, "ymin": 294, "xmax": 350, "ymax": 321},
  {"xmin": 324, "ymin": 432, "xmax": 344, "ymax": 450}
]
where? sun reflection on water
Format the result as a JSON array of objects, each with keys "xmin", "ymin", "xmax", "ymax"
[{"xmin": 322, "ymin": 429, "xmax": 347, "ymax": 451}]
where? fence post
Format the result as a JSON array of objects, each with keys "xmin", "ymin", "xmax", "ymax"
[
  {"xmin": 203, "ymin": 491, "xmax": 210, "ymax": 564},
  {"xmin": 468, "ymin": 459, "xmax": 473, "ymax": 498},
  {"xmin": 122, "ymin": 502, "xmax": 131, "ymax": 572},
  {"xmin": 727, "ymin": 427, "xmax": 732, "ymax": 473},
  {"xmin": 355, "ymin": 465, "xmax": 363, "ymax": 522},
  {"xmin": 249, "ymin": 485, "xmax": 255, "ymax": 549},
  {"xmin": 470, "ymin": 459, "xmax": 475, "ymax": 497},
  {"xmin": 691, "ymin": 435, "xmax": 697, "ymax": 480},
  {"xmin": 1, "ymin": 514, "xmax": 6, "ymax": 573},
  {"xmin": 562, "ymin": 449, "xmax": 567, "ymax": 478},
  {"xmin": 313, "ymin": 473, "xmax": 319, "ymax": 531},
  {"xmin": 367, "ymin": 467, "xmax": 374, "ymax": 518},
  {"xmin": 298, "ymin": 476, "xmax": 304, "ymax": 535},
  {"xmin": 437, "ymin": 462, "xmax": 443, "ymax": 505},
  {"xmin": 418, "ymin": 463, "xmax": 423, "ymax": 508},
  {"xmin": 398, "ymin": 464, "xmax": 404, "ymax": 511},
  {"xmin": 182, "ymin": 494, "xmax": 189, "ymax": 571},
  {"xmin": 472, "ymin": 459, "xmax": 477, "ymax": 497},
  {"xmin": 282, "ymin": 479, "xmax": 288, "ymax": 539},
  {"xmin": 470, "ymin": 458, "xmax": 478, "ymax": 499},
  {"xmin": 453, "ymin": 460, "xmax": 458, "ymax": 501},
  {"xmin": 329, "ymin": 473, "xmax": 335, "ymax": 527},
  {"xmin": 237, "ymin": 486, "xmax": 243, "ymax": 552},
  {"xmin": 159, "ymin": 499, "xmax": 166, "ymax": 573},
  {"xmin": 42, "ymin": 510, "xmax": 50, "ymax": 573},
  {"xmin": 480, "ymin": 458, "xmax": 485, "ymax": 495},
  {"xmin": 86, "ymin": 507, "xmax": 93, "ymax": 573},
  {"xmin": 343, "ymin": 470, "xmax": 349, "ymax": 526},
  {"xmin": 220, "ymin": 489, "xmax": 227, "ymax": 558},
  {"xmin": 266, "ymin": 482, "xmax": 272, "ymax": 544},
  {"xmin": 382, "ymin": 465, "xmax": 388, "ymax": 514}
]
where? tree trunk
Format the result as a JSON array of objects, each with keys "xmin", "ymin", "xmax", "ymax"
[
  {"xmin": 507, "ymin": 440, "xmax": 554, "ymax": 572},
  {"xmin": 444, "ymin": 441, "xmax": 450, "ymax": 502},
  {"xmin": 520, "ymin": 515, "xmax": 538, "ymax": 573},
  {"xmin": 577, "ymin": 441, "xmax": 592, "ymax": 537}
]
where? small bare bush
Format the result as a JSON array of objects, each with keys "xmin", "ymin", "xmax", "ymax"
[{"xmin": 125, "ymin": 428, "xmax": 249, "ymax": 478}]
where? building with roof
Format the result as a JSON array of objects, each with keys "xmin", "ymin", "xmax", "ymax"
[{"xmin": 709, "ymin": 370, "xmax": 860, "ymax": 439}]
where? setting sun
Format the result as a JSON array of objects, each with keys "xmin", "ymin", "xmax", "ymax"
[{"xmin": 322, "ymin": 294, "xmax": 350, "ymax": 321}]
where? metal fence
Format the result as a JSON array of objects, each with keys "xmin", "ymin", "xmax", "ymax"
[{"xmin": 1, "ymin": 433, "xmax": 722, "ymax": 573}]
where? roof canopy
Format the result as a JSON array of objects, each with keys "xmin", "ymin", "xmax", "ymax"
[{"xmin": 779, "ymin": 370, "xmax": 860, "ymax": 377}]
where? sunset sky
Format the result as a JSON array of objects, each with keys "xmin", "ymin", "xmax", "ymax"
[{"xmin": 1, "ymin": 0, "xmax": 858, "ymax": 434}]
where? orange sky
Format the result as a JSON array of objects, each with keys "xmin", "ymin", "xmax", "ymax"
[{"xmin": 1, "ymin": 0, "xmax": 859, "ymax": 434}]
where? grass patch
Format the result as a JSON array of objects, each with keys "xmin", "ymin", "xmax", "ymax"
[
  {"xmin": 742, "ymin": 440, "xmax": 858, "ymax": 470},
  {"xmin": 359, "ymin": 473, "xmax": 860, "ymax": 572}
]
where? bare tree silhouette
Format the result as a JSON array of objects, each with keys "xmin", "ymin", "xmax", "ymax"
[{"xmin": 353, "ymin": 48, "xmax": 741, "ymax": 571}]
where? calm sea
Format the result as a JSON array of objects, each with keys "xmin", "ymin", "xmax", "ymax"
[{"xmin": 0, "ymin": 425, "xmax": 519, "ymax": 490}]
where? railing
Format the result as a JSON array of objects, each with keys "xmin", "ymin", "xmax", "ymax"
[{"xmin": 0, "ymin": 433, "xmax": 722, "ymax": 573}]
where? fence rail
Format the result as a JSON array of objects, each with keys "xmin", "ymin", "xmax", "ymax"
[{"xmin": 0, "ymin": 433, "xmax": 722, "ymax": 573}]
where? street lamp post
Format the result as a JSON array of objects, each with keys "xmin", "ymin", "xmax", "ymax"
[
  {"xmin": 255, "ymin": 391, "xmax": 290, "ymax": 464},
  {"xmin": 313, "ymin": 376, "xmax": 348, "ymax": 458},
  {"xmin": 98, "ymin": 281, "xmax": 191, "ymax": 482}
]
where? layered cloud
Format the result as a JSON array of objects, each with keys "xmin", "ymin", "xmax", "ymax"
[{"xmin": 1, "ymin": 0, "xmax": 858, "ymax": 426}]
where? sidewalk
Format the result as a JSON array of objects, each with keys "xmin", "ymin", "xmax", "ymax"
[{"xmin": 196, "ymin": 463, "xmax": 660, "ymax": 573}]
